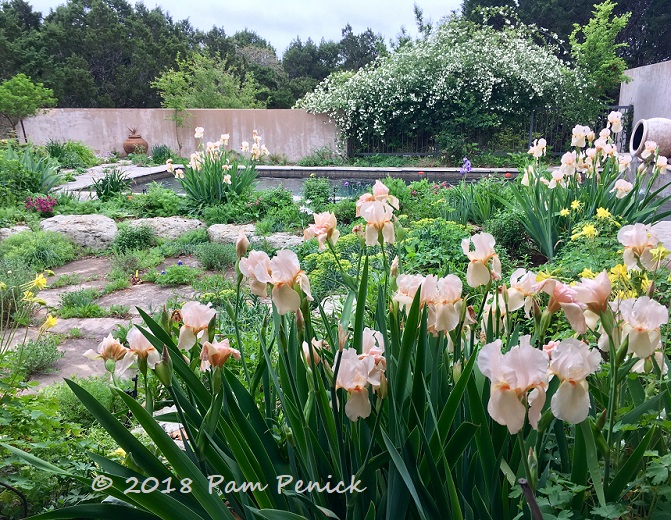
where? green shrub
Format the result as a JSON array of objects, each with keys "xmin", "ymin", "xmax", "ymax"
[
  {"xmin": 110, "ymin": 248, "xmax": 164, "ymax": 274},
  {"xmin": 49, "ymin": 273, "xmax": 82, "ymax": 288},
  {"xmin": 195, "ymin": 242, "xmax": 237, "ymax": 271},
  {"xmin": 0, "ymin": 145, "xmax": 60, "ymax": 201},
  {"xmin": 0, "ymin": 258, "xmax": 37, "ymax": 326},
  {"xmin": 131, "ymin": 182, "xmax": 184, "ymax": 217},
  {"xmin": 41, "ymin": 375, "xmax": 123, "ymax": 427},
  {"xmin": 91, "ymin": 167, "xmax": 131, "ymax": 200},
  {"xmin": 328, "ymin": 199, "xmax": 357, "ymax": 225},
  {"xmin": 159, "ymin": 229, "xmax": 209, "ymax": 257},
  {"xmin": 112, "ymin": 224, "xmax": 157, "ymax": 252},
  {"xmin": 10, "ymin": 334, "xmax": 63, "ymax": 378},
  {"xmin": 45, "ymin": 140, "xmax": 98, "ymax": 169},
  {"xmin": 296, "ymin": 146, "xmax": 344, "ymax": 166},
  {"xmin": 303, "ymin": 177, "xmax": 332, "ymax": 210},
  {"xmin": 402, "ymin": 218, "xmax": 471, "ymax": 276},
  {"xmin": 302, "ymin": 252, "xmax": 354, "ymax": 303},
  {"xmin": 0, "ymin": 230, "xmax": 76, "ymax": 269},
  {"xmin": 150, "ymin": 144, "xmax": 172, "ymax": 164},
  {"xmin": 485, "ymin": 208, "xmax": 535, "ymax": 258},
  {"xmin": 59, "ymin": 288, "xmax": 100, "ymax": 308},
  {"xmin": 155, "ymin": 264, "xmax": 199, "ymax": 286}
]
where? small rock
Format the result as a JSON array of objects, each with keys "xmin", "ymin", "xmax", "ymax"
[
  {"xmin": 0, "ymin": 225, "xmax": 31, "ymax": 242},
  {"xmin": 127, "ymin": 217, "xmax": 206, "ymax": 241},
  {"xmin": 40, "ymin": 214, "xmax": 117, "ymax": 251},
  {"xmin": 207, "ymin": 223, "xmax": 255, "ymax": 244}
]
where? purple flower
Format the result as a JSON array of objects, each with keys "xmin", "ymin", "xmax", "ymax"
[
  {"xmin": 177, "ymin": 261, "xmax": 183, "ymax": 266},
  {"xmin": 161, "ymin": 270, "xmax": 166, "ymax": 275},
  {"xmin": 460, "ymin": 157, "xmax": 472, "ymax": 176},
  {"xmin": 344, "ymin": 181, "xmax": 349, "ymax": 187}
]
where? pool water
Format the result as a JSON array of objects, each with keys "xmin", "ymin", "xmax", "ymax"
[{"xmin": 133, "ymin": 176, "xmax": 374, "ymax": 199}]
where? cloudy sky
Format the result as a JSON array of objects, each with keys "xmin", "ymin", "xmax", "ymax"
[{"xmin": 26, "ymin": 0, "xmax": 463, "ymax": 55}]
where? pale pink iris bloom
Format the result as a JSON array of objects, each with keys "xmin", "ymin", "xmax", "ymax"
[
  {"xmin": 619, "ymin": 296, "xmax": 668, "ymax": 359},
  {"xmin": 355, "ymin": 180, "xmax": 399, "ymax": 216},
  {"xmin": 200, "ymin": 338, "xmax": 241, "ymax": 371},
  {"xmin": 269, "ymin": 250, "xmax": 313, "ymax": 315},
  {"xmin": 177, "ymin": 301, "xmax": 216, "ymax": 351},
  {"xmin": 559, "ymin": 151, "xmax": 577, "ymax": 176},
  {"xmin": 302, "ymin": 339, "xmax": 323, "ymax": 366},
  {"xmin": 507, "ymin": 268, "xmax": 540, "ymax": 317},
  {"xmin": 462, "ymin": 232, "xmax": 502, "ymax": 287},
  {"xmin": 239, "ymin": 250, "xmax": 273, "ymax": 296},
  {"xmin": 334, "ymin": 348, "xmax": 376, "ymax": 421},
  {"xmin": 360, "ymin": 200, "xmax": 395, "ymax": 246},
  {"xmin": 194, "ymin": 127, "xmax": 204, "ymax": 139},
  {"xmin": 641, "ymin": 140, "xmax": 657, "ymax": 160},
  {"xmin": 360, "ymin": 327, "xmax": 386, "ymax": 387},
  {"xmin": 573, "ymin": 270, "xmax": 612, "ymax": 314},
  {"xmin": 303, "ymin": 211, "xmax": 340, "ymax": 251},
  {"xmin": 617, "ymin": 223, "xmax": 659, "ymax": 270},
  {"xmin": 542, "ymin": 280, "xmax": 586, "ymax": 334},
  {"xmin": 84, "ymin": 334, "xmax": 130, "ymax": 375},
  {"xmin": 571, "ymin": 125, "xmax": 591, "ymax": 148},
  {"xmin": 478, "ymin": 336, "xmax": 549, "ymax": 434},
  {"xmin": 549, "ymin": 339, "xmax": 601, "ymax": 424},
  {"xmin": 632, "ymin": 351, "xmax": 668, "ymax": 375},
  {"xmin": 608, "ymin": 111, "xmax": 623, "ymax": 133},
  {"xmin": 117, "ymin": 327, "xmax": 161, "ymax": 376},
  {"xmin": 657, "ymin": 156, "xmax": 668, "ymax": 175},
  {"xmin": 528, "ymin": 138, "xmax": 547, "ymax": 158},
  {"xmin": 611, "ymin": 178, "xmax": 633, "ymax": 198}
]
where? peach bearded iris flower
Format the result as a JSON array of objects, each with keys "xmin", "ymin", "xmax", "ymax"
[
  {"xmin": 303, "ymin": 211, "xmax": 340, "ymax": 251},
  {"xmin": 618, "ymin": 296, "xmax": 668, "ymax": 359},
  {"xmin": 461, "ymin": 232, "xmax": 501, "ymax": 287},
  {"xmin": 478, "ymin": 336, "xmax": 549, "ymax": 434},
  {"xmin": 355, "ymin": 180, "xmax": 399, "ymax": 216},
  {"xmin": 269, "ymin": 250, "xmax": 313, "ymax": 315},
  {"xmin": 239, "ymin": 250, "xmax": 272, "ymax": 296},
  {"xmin": 617, "ymin": 223, "xmax": 659, "ymax": 270},
  {"xmin": 360, "ymin": 200, "xmax": 395, "ymax": 246},
  {"xmin": 84, "ymin": 333, "xmax": 130, "ymax": 374},
  {"xmin": 549, "ymin": 339, "xmax": 601, "ymax": 424},
  {"xmin": 542, "ymin": 279, "xmax": 587, "ymax": 334},
  {"xmin": 573, "ymin": 270, "xmax": 612, "ymax": 314},
  {"xmin": 177, "ymin": 301, "xmax": 216, "ymax": 351},
  {"xmin": 200, "ymin": 338, "xmax": 241, "ymax": 371},
  {"xmin": 117, "ymin": 327, "xmax": 161, "ymax": 376}
]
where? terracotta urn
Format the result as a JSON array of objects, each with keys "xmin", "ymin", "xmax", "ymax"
[
  {"xmin": 123, "ymin": 127, "xmax": 148, "ymax": 155},
  {"xmin": 629, "ymin": 118, "xmax": 671, "ymax": 158}
]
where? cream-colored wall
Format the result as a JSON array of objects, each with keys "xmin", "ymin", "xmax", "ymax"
[
  {"xmin": 619, "ymin": 60, "xmax": 671, "ymax": 123},
  {"xmin": 18, "ymin": 108, "xmax": 340, "ymax": 161}
]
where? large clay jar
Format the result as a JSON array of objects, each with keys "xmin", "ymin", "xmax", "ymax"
[
  {"xmin": 629, "ymin": 118, "xmax": 671, "ymax": 158},
  {"xmin": 123, "ymin": 127, "xmax": 149, "ymax": 155}
]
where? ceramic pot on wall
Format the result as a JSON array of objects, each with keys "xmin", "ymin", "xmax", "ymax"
[
  {"xmin": 629, "ymin": 118, "xmax": 671, "ymax": 158},
  {"xmin": 123, "ymin": 127, "xmax": 148, "ymax": 155}
]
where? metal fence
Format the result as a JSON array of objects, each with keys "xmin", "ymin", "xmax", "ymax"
[
  {"xmin": 528, "ymin": 105, "xmax": 634, "ymax": 156},
  {"xmin": 346, "ymin": 105, "xmax": 635, "ymax": 158}
]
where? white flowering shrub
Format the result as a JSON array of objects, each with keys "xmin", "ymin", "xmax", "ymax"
[{"xmin": 297, "ymin": 14, "xmax": 591, "ymax": 146}]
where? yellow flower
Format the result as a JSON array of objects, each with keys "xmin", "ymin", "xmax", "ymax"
[
  {"xmin": 595, "ymin": 207, "xmax": 612, "ymax": 220},
  {"xmin": 615, "ymin": 289, "xmax": 637, "ymax": 300},
  {"xmin": 535, "ymin": 269, "xmax": 554, "ymax": 282},
  {"xmin": 580, "ymin": 268, "xmax": 596, "ymax": 279},
  {"xmin": 571, "ymin": 224, "xmax": 598, "ymax": 241},
  {"xmin": 44, "ymin": 270, "xmax": 55, "ymax": 276},
  {"xmin": 110, "ymin": 447, "xmax": 126, "ymax": 458},
  {"xmin": 0, "ymin": 281, "xmax": 6, "ymax": 291},
  {"xmin": 559, "ymin": 208, "xmax": 570, "ymax": 217},
  {"xmin": 610, "ymin": 264, "xmax": 629, "ymax": 280},
  {"xmin": 651, "ymin": 245, "xmax": 670, "ymax": 263},
  {"xmin": 571, "ymin": 200, "xmax": 582, "ymax": 211},
  {"xmin": 21, "ymin": 290, "xmax": 35, "ymax": 302},
  {"xmin": 582, "ymin": 224, "xmax": 597, "ymax": 239},
  {"xmin": 40, "ymin": 315, "xmax": 58, "ymax": 331},
  {"xmin": 641, "ymin": 274, "xmax": 651, "ymax": 292},
  {"xmin": 32, "ymin": 273, "xmax": 48, "ymax": 290}
]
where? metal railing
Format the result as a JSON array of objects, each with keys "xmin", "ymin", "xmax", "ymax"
[{"xmin": 529, "ymin": 105, "xmax": 634, "ymax": 155}]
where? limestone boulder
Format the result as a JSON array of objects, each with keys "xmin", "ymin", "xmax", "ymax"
[
  {"xmin": 207, "ymin": 223, "xmax": 255, "ymax": 245},
  {"xmin": 40, "ymin": 214, "xmax": 117, "ymax": 250},
  {"xmin": 0, "ymin": 225, "xmax": 31, "ymax": 242},
  {"xmin": 251, "ymin": 232, "xmax": 303, "ymax": 250},
  {"xmin": 127, "ymin": 217, "xmax": 206, "ymax": 241}
]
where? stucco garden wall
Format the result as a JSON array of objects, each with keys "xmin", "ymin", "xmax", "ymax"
[
  {"xmin": 619, "ymin": 60, "xmax": 671, "ymax": 123},
  {"xmin": 18, "ymin": 108, "xmax": 340, "ymax": 161}
]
